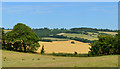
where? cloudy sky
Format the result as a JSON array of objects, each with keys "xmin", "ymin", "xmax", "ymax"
[{"xmin": 2, "ymin": 2, "xmax": 118, "ymax": 30}]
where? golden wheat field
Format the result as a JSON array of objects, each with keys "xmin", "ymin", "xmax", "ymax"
[{"xmin": 36, "ymin": 40, "xmax": 90, "ymax": 54}]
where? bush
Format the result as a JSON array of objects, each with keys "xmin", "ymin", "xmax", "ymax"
[
  {"xmin": 41, "ymin": 45, "xmax": 45, "ymax": 54},
  {"xmin": 37, "ymin": 58, "xmax": 40, "ymax": 60},
  {"xmin": 52, "ymin": 53, "xmax": 88, "ymax": 57},
  {"xmin": 71, "ymin": 41, "xmax": 75, "ymax": 44},
  {"xmin": 74, "ymin": 51, "xmax": 77, "ymax": 54}
]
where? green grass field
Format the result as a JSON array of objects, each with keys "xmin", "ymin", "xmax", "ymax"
[
  {"xmin": 41, "ymin": 37, "xmax": 69, "ymax": 41},
  {"xmin": 98, "ymin": 31, "xmax": 117, "ymax": 35},
  {"xmin": 2, "ymin": 50, "xmax": 118, "ymax": 67},
  {"xmin": 63, "ymin": 33, "xmax": 98, "ymax": 40}
]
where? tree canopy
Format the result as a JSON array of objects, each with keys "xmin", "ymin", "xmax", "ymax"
[
  {"xmin": 3, "ymin": 23, "xmax": 40, "ymax": 52},
  {"xmin": 89, "ymin": 31, "xmax": 119, "ymax": 56}
]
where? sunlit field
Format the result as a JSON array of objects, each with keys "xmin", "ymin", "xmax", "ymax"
[
  {"xmin": 2, "ymin": 50, "xmax": 118, "ymax": 67},
  {"xmin": 63, "ymin": 33, "xmax": 98, "ymax": 40},
  {"xmin": 36, "ymin": 40, "xmax": 90, "ymax": 54}
]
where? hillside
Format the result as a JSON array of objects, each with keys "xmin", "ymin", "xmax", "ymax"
[
  {"xmin": 2, "ymin": 50, "xmax": 118, "ymax": 67},
  {"xmin": 3, "ymin": 28, "xmax": 117, "ymax": 43}
]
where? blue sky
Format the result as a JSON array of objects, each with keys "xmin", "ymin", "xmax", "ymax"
[{"xmin": 2, "ymin": 2, "xmax": 118, "ymax": 30}]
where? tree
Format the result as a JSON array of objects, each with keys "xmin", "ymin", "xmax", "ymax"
[
  {"xmin": 41, "ymin": 45, "xmax": 45, "ymax": 54},
  {"xmin": 6, "ymin": 23, "xmax": 40, "ymax": 52},
  {"xmin": 89, "ymin": 34, "xmax": 119, "ymax": 56},
  {"xmin": 71, "ymin": 41, "xmax": 75, "ymax": 44},
  {"xmin": 2, "ymin": 29, "xmax": 7, "ymax": 49}
]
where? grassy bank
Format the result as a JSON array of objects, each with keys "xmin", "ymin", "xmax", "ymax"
[{"xmin": 2, "ymin": 50, "xmax": 118, "ymax": 67}]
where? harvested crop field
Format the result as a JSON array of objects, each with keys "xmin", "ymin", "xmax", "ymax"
[{"xmin": 36, "ymin": 40, "xmax": 90, "ymax": 54}]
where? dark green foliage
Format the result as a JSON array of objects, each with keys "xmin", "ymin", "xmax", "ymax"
[
  {"xmin": 89, "ymin": 32, "xmax": 119, "ymax": 56},
  {"xmin": 52, "ymin": 58, "xmax": 55, "ymax": 60},
  {"xmin": 71, "ymin": 41, "xmax": 75, "ymax": 44},
  {"xmin": 37, "ymin": 58, "xmax": 40, "ymax": 60},
  {"xmin": 40, "ymin": 39, "xmax": 52, "ymax": 42},
  {"xmin": 69, "ymin": 37, "xmax": 95, "ymax": 43},
  {"xmin": 2, "ymin": 29, "xmax": 7, "ymax": 49},
  {"xmin": 74, "ymin": 51, "xmax": 77, "ymax": 54},
  {"xmin": 33, "ymin": 28, "xmax": 68, "ymax": 37},
  {"xmin": 3, "ymin": 23, "xmax": 40, "ymax": 52},
  {"xmin": 52, "ymin": 53, "xmax": 88, "ymax": 57},
  {"xmin": 33, "ymin": 27, "xmax": 116, "ymax": 43},
  {"xmin": 66, "ymin": 30, "xmax": 89, "ymax": 34},
  {"xmin": 98, "ymin": 33, "xmax": 108, "ymax": 35},
  {"xmin": 22, "ymin": 59, "xmax": 25, "ymax": 61},
  {"xmin": 49, "ymin": 35, "xmax": 94, "ymax": 43},
  {"xmin": 70, "ymin": 27, "xmax": 117, "ymax": 32},
  {"xmin": 34, "ymin": 28, "xmax": 91, "ymax": 38},
  {"xmin": 41, "ymin": 45, "xmax": 45, "ymax": 54},
  {"xmin": 49, "ymin": 35, "xmax": 67, "ymax": 38}
]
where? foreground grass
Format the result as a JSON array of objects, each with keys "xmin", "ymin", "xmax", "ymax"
[{"xmin": 2, "ymin": 50, "xmax": 118, "ymax": 67}]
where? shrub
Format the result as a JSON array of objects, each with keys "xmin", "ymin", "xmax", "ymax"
[
  {"xmin": 22, "ymin": 59, "xmax": 25, "ymax": 61},
  {"xmin": 52, "ymin": 58, "xmax": 55, "ymax": 60},
  {"xmin": 37, "ymin": 58, "xmax": 40, "ymax": 60},
  {"xmin": 41, "ymin": 45, "xmax": 45, "ymax": 54},
  {"xmin": 71, "ymin": 41, "xmax": 75, "ymax": 44},
  {"xmin": 74, "ymin": 51, "xmax": 77, "ymax": 54}
]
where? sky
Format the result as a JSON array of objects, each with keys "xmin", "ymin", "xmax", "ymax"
[{"xmin": 2, "ymin": 2, "xmax": 118, "ymax": 30}]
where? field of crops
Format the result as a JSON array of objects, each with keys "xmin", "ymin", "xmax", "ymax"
[
  {"xmin": 2, "ymin": 50, "xmax": 118, "ymax": 67},
  {"xmin": 36, "ymin": 40, "xmax": 90, "ymax": 54}
]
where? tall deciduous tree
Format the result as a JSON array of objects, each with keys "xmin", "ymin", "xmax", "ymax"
[{"xmin": 7, "ymin": 23, "xmax": 40, "ymax": 52}]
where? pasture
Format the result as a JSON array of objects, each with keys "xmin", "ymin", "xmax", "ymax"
[
  {"xmin": 4, "ymin": 30, "xmax": 12, "ymax": 33},
  {"xmin": 41, "ymin": 37, "xmax": 69, "ymax": 41},
  {"xmin": 63, "ymin": 33, "xmax": 98, "ymax": 40},
  {"xmin": 2, "ymin": 50, "xmax": 118, "ymax": 67},
  {"xmin": 98, "ymin": 31, "xmax": 117, "ymax": 35}
]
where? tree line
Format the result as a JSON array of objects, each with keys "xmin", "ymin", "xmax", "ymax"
[
  {"xmin": 49, "ymin": 35, "xmax": 95, "ymax": 43},
  {"xmin": 33, "ymin": 27, "xmax": 116, "ymax": 37}
]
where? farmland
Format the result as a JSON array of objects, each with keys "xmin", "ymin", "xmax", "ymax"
[
  {"xmin": 36, "ymin": 40, "xmax": 90, "ymax": 54},
  {"xmin": 2, "ymin": 2, "xmax": 119, "ymax": 67},
  {"xmin": 62, "ymin": 33, "xmax": 98, "ymax": 40},
  {"xmin": 98, "ymin": 31, "xmax": 117, "ymax": 35},
  {"xmin": 2, "ymin": 50, "xmax": 118, "ymax": 67},
  {"xmin": 4, "ymin": 29, "xmax": 12, "ymax": 33},
  {"xmin": 2, "ymin": 27, "xmax": 118, "ymax": 67},
  {"xmin": 41, "ymin": 37, "xmax": 69, "ymax": 41}
]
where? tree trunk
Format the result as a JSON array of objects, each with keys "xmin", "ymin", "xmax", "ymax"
[{"xmin": 23, "ymin": 41, "xmax": 26, "ymax": 52}]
